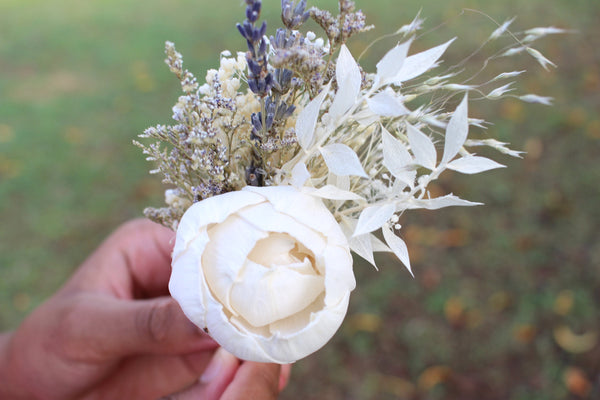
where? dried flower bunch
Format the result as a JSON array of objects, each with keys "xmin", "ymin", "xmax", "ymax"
[{"xmin": 136, "ymin": 0, "xmax": 561, "ymax": 362}]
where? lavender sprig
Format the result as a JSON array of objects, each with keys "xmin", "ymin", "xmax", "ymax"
[{"xmin": 237, "ymin": 0, "xmax": 273, "ymax": 97}]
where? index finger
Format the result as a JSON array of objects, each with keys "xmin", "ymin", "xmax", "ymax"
[{"xmin": 220, "ymin": 362, "xmax": 282, "ymax": 400}]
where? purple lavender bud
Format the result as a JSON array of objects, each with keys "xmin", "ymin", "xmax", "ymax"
[
  {"xmin": 265, "ymin": 73, "xmax": 274, "ymax": 89},
  {"xmin": 248, "ymin": 79, "xmax": 259, "ymax": 93},
  {"xmin": 294, "ymin": 0, "xmax": 307, "ymax": 16},
  {"xmin": 243, "ymin": 21, "xmax": 254, "ymax": 40},
  {"xmin": 236, "ymin": 23, "xmax": 247, "ymax": 39},
  {"xmin": 266, "ymin": 113, "xmax": 274, "ymax": 130},
  {"xmin": 259, "ymin": 21, "xmax": 267, "ymax": 38},
  {"xmin": 247, "ymin": 59, "xmax": 262, "ymax": 76},
  {"xmin": 251, "ymin": 112, "xmax": 263, "ymax": 134},
  {"xmin": 246, "ymin": 40, "xmax": 255, "ymax": 54},
  {"xmin": 258, "ymin": 38, "xmax": 267, "ymax": 56}
]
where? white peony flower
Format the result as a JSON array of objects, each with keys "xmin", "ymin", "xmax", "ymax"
[{"xmin": 169, "ymin": 185, "xmax": 356, "ymax": 363}]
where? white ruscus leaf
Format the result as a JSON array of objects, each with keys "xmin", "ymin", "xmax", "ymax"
[
  {"xmin": 392, "ymin": 38, "xmax": 455, "ymax": 83},
  {"xmin": 406, "ymin": 123, "xmax": 437, "ymax": 170},
  {"xmin": 441, "ymin": 94, "xmax": 469, "ymax": 165},
  {"xmin": 320, "ymin": 143, "xmax": 367, "ymax": 177},
  {"xmin": 295, "ymin": 85, "xmax": 329, "ymax": 149},
  {"xmin": 381, "ymin": 126, "xmax": 413, "ymax": 177},
  {"xmin": 290, "ymin": 162, "xmax": 310, "ymax": 187},
  {"xmin": 408, "ymin": 194, "xmax": 482, "ymax": 210},
  {"xmin": 447, "ymin": 155, "xmax": 505, "ymax": 174},
  {"xmin": 329, "ymin": 45, "xmax": 361, "ymax": 118},
  {"xmin": 382, "ymin": 224, "xmax": 413, "ymax": 276},
  {"xmin": 353, "ymin": 203, "xmax": 396, "ymax": 237},
  {"xmin": 376, "ymin": 38, "xmax": 413, "ymax": 83},
  {"xmin": 312, "ymin": 185, "xmax": 364, "ymax": 201},
  {"xmin": 367, "ymin": 89, "xmax": 410, "ymax": 117},
  {"xmin": 341, "ymin": 217, "xmax": 377, "ymax": 269}
]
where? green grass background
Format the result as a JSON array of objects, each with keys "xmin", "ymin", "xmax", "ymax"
[{"xmin": 1, "ymin": 0, "xmax": 599, "ymax": 398}]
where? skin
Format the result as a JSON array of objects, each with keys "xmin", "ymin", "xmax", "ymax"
[{"xmin": 0, "ymin": 219, "xmax": 290, "ymax": 400}]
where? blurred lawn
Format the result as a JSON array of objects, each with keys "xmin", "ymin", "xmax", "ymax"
[{"xmin": 1, "ymin": 0, "xmax": 599, "ymax": 399}]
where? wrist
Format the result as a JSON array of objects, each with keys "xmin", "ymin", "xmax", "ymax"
[{"xmin": 0, "ymin": 332, "xmax": 32, "ymax": 399}]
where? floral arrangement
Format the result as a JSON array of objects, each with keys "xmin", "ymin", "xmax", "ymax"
[{"xmin": 135, "ymin": 0, "xmax": 560, "ymax": 363}]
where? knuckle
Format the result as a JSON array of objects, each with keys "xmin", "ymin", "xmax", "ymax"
[{"xmin": 138, "ymin": 299, "xmax": 174, "ymax": 344}]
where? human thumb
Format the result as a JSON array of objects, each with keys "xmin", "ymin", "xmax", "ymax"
[{"xmin": 65, "ymin": 295, "xmax": 216, "ymax": 358}]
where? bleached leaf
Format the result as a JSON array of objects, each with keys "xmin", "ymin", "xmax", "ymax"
[
  {"xmin": 367, "ymin": 89, "xmax": 410, "ymax": 117},
  {"xmin": 447, "ymin": 155, "xmax": 505, "ymax": 174},
  {"xmin": 382, "ymin": 224, "xmax": 413, "ymax": 276},
  {"xmin": 320, "ymin": 143, "xmax": 367, "ymax": 177},
  {"xmin": 376, "ymin": 38, "xmax": 413, "ymax": 82},
  {"xmin": 341, "ymin": 218, "xmax": 377, "ymax": 269},
  {"xmin": 392, "ymin": 172, "xmax": 416, "ymax": 190},
  {"xmin": 353, "ymin": 203, "xmax": 396, "ymax": 236},
  {"xmin": 406, "ymin": 123, "xmax": 437, "ymax": 170},
  {"xmin": 329, "ymin": 45, "xmax": 361, "ymax": 118},
  {"xmin": 441, "ymin": 94, "xmax": 469, "ymax": 165},
  {"xmin": 408, "ymin": 194, "xmax": 482, "ymax": 210},
  {"xmin": 393, "ymin": 38, "xmax": 455, "ymax": 83},
  {"xmin": 371, "ymin": 234, "xmax": 392, "ymax": 252},
  {"xmin": 290, "ymin": 162, "xmax": 310, "ymax": 187},
  {"xmin": 354, "ymin": 108, "xmax": 381, "ymax": 126},
  {"xmin": 296, "ymin": 85, "xmax": 329, "ymax": 149},
  {"xmin": 312, "ymin": 185, "xmax": 364, "ymax": 201},
  {"xmin": 381, "ymin": 126, "xmax": 413, "ymax": 178},
  {"xmin": 328, "ymin": 173, "xmax": 350, "ymax": 191}
]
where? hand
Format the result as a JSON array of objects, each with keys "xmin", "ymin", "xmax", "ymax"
[{"xmin": 0, "ymin": 219, "xmax": 290, "ymax": 399}]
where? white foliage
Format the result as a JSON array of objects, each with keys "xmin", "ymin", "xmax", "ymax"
[
  {"xmin": 353, "ymin": 203, "xmax": 396, "ymax": 236},
  {"xmin": 406, "ymin": 123, "xmax": 437, "ymax": 170},
  {"xmin": 341, "ymin": 217, "xmax": 377, "ymax": 268},
  {"xmin": 312, "ymin": 185, "xmax": 364, "ymax": 201},
  {"xmin": 320, "ymin": 143, "xmax": 367, "ymax": 177},
  {"xmin": 408, "ymin": 194, "xmax": 482, "ymax": 210},
  {"xmin": 371, "ymin": 234, "xmax": 392, "ymax": 253},
  {"xmin": 447, "ymin": 155, "xmax": 506, "ymax": 174},
  {"xmin": 296, "ymin": 85, "xmax": 329, "ymax": 149},
  {"xmin": 329, "ymin": 45, "xmax": 362, "ymax": 118},
  {"xmin": 392, "ymin": 38, "xmax": 455, "ymax": 84},
  {"xmin": 367, "ymin": 89, "xmax": 410, "ymax": 117},
  {"xmin": 290, "ymin": 162, "xmax": 310, "ymax": 188},
  {"xmin": 382, "ymin": 224, "xmax": 413, "ymax": 276},
  {"xmin": 382, "ymin": 126, "xmax": 413, "ymax": 178},
  {"xmin": 376, "ymin": 38, "xmax": 413, "ymax": 83},
  {"xmin": 441, "ymin": 94, "xmax": 469, "ymax": 165},
  {"xmin": 328, "ymin": 173, "xmax": 351, "ymax": 191}
]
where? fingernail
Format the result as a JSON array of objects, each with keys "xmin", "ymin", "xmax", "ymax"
[{"xmin": 200, "ymin": 347, "xmax": 237, "ymax": 383}]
